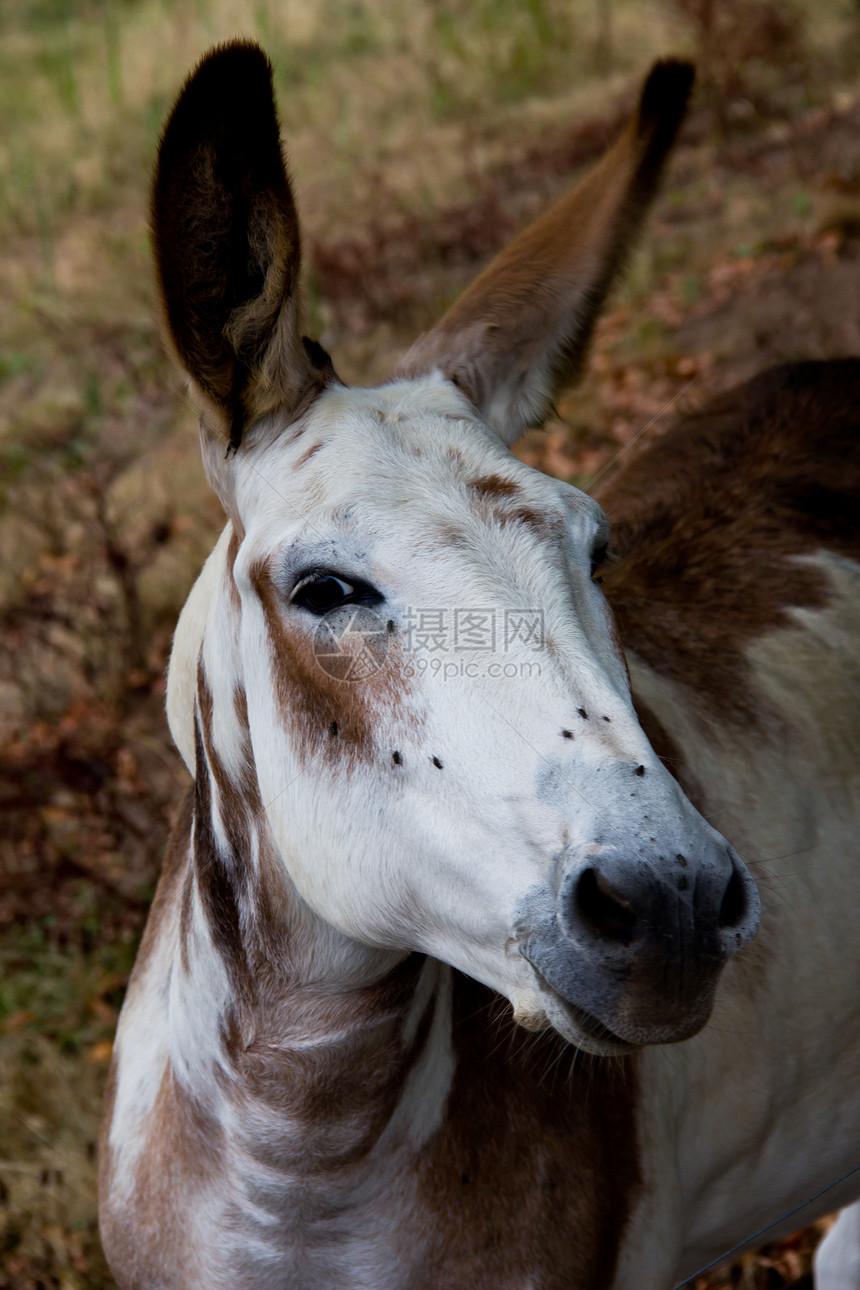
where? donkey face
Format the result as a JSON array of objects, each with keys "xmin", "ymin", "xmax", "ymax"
[{"xmin": 157, "ymin": 43, "xmax": 759, "ymax": 1055}]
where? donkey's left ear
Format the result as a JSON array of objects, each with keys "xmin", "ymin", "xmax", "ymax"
[
  {"xmin": 396, "ymin": 59, "xmax": 694, "ymax": 447},
  {"xmin": 153, "ymin": 41, "xmax": 323, "ymax": 478}
]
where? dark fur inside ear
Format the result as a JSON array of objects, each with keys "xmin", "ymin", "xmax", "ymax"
[{"xmin": 153, "ymin": 41, "xmax": 310, "ymax": 449}]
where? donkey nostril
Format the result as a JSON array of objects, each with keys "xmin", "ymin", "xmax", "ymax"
[
  {"xmin": 574, "ymin": 867, "xmax": 638, "ymax": 946},
  {"xmin": 718, "ymin": 862, "xmax": 747, "ymax": 929}
]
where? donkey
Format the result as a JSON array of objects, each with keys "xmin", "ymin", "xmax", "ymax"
[{"xmin": 99, "ymin": 42, "xmax": 860, "ymax": 1290}]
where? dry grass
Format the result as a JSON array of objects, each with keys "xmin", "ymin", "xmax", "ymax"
[{"xmin": 3, "ymin": 0, "xmax": 860, "ymax": 1284}]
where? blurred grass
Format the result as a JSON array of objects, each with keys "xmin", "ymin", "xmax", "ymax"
[
  {"xmin": 1, "ymin": 908, "xmax": 138, "ymax": 1286},
  {"xmin": 3, "ymin": 0, "xmax": 860, "ymax": 1285}
]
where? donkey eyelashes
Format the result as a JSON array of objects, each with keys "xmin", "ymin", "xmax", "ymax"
[{"xmin": 291, "ymin": 571, "xmax": 384, "ymax": 615}]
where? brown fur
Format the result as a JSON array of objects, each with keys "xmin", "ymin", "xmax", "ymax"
[
  {"xmin": 192, "ymin": 664, "xmax": 299, "ymax": 1002},
  {"xmin": 396, "ymin": 61, "xmax": 694, "ymax": 442},
  {"xmin": 113, "ymin": 815, "xmax": 640, "ymax": 1289},
  {"xmin": 495, "ymin": 504, "xmax": 566, "ymax": 543},
  {"xmin": 469, "ymin": 473, "xmax": 523, "ymax": 499},
  {"xmin": 225, "ymin": 527, "xmax": 242, "ymax": 609},
  {"xmin": 100, "ymin": 1062, "xmax": 227, "ymax": 1287},
  {"xmin": 416, "ymin": 979, "xmax": 639, "ymax": 1290},
  {"xmin": 599, "ymin": 360, "xmax": 860, "ymax": 725},
  {"xmin": 123, "ymin": 787, "xmax": 193, "ymax": 984},
  {"xmin": 192, "ymin": 707, "xmax": 252, "ymax": 989},
  {"xmin": 296, "ymin": 439, "xmax": 327, "ymax": 466},
  {"xmin": 233, "ymin": 682, "xmax": 251, "ymax": 738},
  {"xmin": 234, "ymin": 956, "xmax": 433, "ymax": 1172},
  {"xmin": 99, "ymin": 792, "xmax": 225, "ymax": 1281},
  {"xmin": 222, "ymin": 966, "xmax": 640, "ymax": 1288},
  {"xmin": 249, "ymin": 556, "xmax": 419, "ymax": 768},
  {"xmin": 467, "ymin": 486, "xmax": 567, "ymax": 544}
]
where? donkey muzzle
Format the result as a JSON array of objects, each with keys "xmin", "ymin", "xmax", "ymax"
[{"xmin": 519, "ymin": 836, "xmax": 760, "ymax": 1050}]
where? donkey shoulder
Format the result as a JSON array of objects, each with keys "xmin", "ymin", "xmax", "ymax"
[{"xmin": 598, "ymin": 359, "xmax": 860, "ymax": 731}]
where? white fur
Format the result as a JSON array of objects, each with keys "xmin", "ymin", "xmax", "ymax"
[
  {"xmin": 816, "ymin": 1203, "xmax": 860, "ymax": 1290},
  {"xmin": 217, "ymin": 377, "xmax": 721, "ymax": 1037},
  {"xmin": 167, "ymin": 521, "xmax": 235, "ymax": 773}
]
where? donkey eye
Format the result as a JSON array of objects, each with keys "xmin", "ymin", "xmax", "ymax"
[
  {"xmin": 590, "ymin": 542, "xmax": 609, "ymax": 581},
  {"xmin": 292, "ymin": 573, "xmax": 381, "ymax": 615}
]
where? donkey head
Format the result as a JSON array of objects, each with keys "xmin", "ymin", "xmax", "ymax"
[{"xmin": 157, "ymin": 43, "xmax": 758, "ymax": 1056}]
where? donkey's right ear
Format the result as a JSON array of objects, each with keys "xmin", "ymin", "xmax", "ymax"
[{"xmin": 152, "ymin": 41, "xmax": 321, "ymax": 487}]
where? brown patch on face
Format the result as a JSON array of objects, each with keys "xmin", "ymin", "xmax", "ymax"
[
  {"xmin": 416, "ymin": 975, "xmax": 640, "ymax": 1289},
  {"xmin": 100, "ymin": 1061, "xmax": 226, "ymax": 1287},
  {"xmin": 296, "ymin": 438, "xmax": 326, "ymax": 466},
  {"xmin": 496, "ymin": 504, "xmax": 565, "ymax": 543},
  {"xmin": 432, "ymin": 522, "xmax": 474, "ymax": 552},
  {"xmin": 249, "ymin": 556, "xmax": 416, "ymax": 767},
  {"xmin": 597, "ymin": 361, "xmax": 860, "ymax": 725},
  {"xmin": 469, "ymin": 473, "xmax": 522, "ymax": 499},
  {"xmin": 466, "ymin": 476, "xmax": 565, "ymax": 545},
  {"xmin": 197, "ymin": 664, "xmax": 353, "ymax": 1007}
]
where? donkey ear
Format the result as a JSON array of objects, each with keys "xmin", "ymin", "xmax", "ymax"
[
  {"xmin": 396, "ymin": 60, "xmax": 694, "ymax": 446},
  {"xmin": 152, "ymin": 41, "xmax": 321, "ymax": 461}
]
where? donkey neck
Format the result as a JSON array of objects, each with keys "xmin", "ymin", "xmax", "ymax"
[{"xmin": 104, "ymin": 771, "xmax": 455, "ymax": 1290}]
